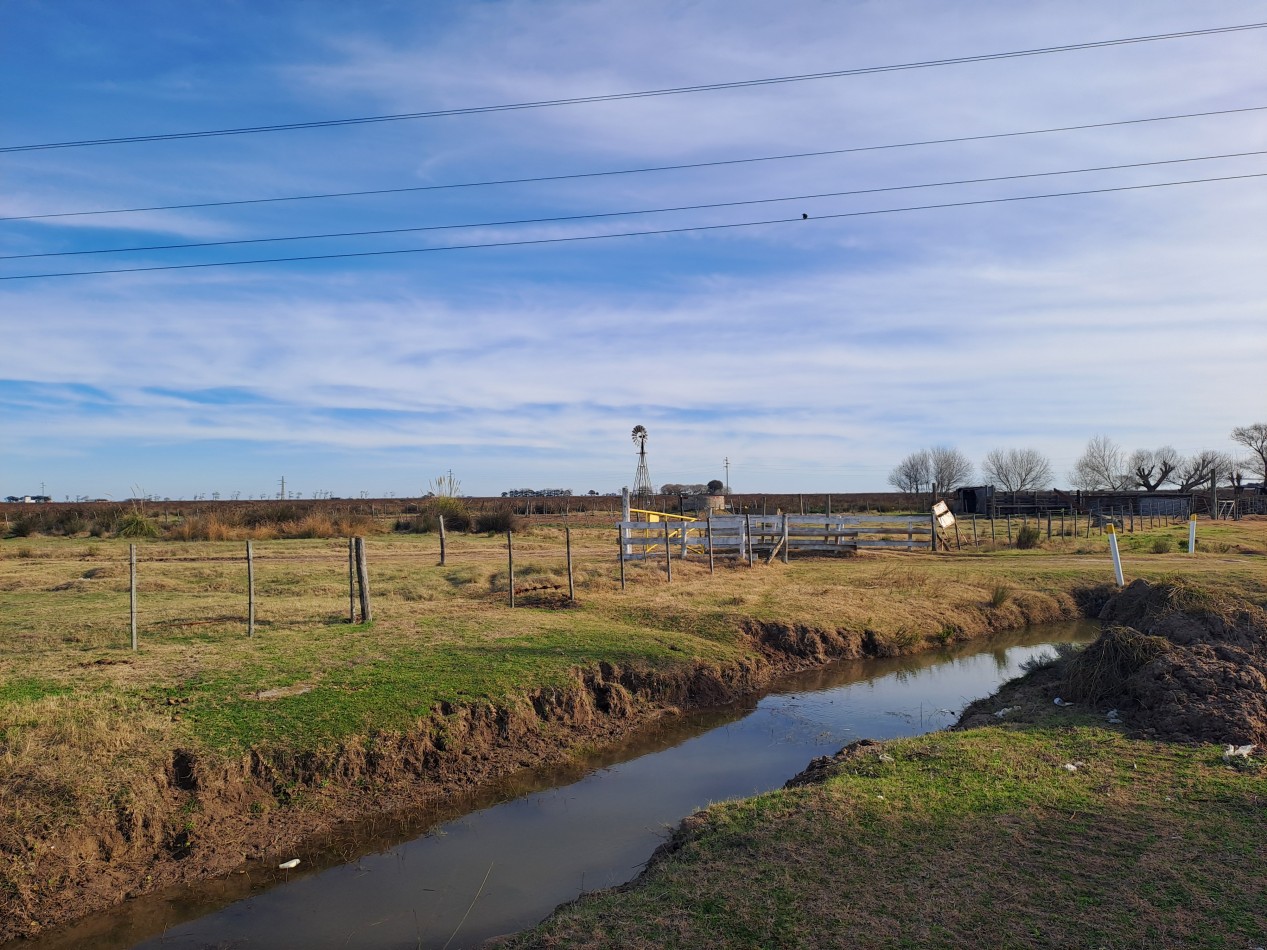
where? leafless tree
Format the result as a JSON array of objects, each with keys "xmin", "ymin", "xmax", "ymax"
[
  {"xmin": 928, "ymin": 446, "xmax": 974, "ymax": 492},
  {"xmin": 1128, "ymin": 446, "xmax": 1181, "ymax": 491},
  {"xmin": 888, "ymin": 450, "xmax": 931, "ymax": 493},
  {"xmin": 1070, "ymin": 435, "xmax": 1130, "ymax": 490},
  {"xmin": 1231, "ymin": 423, "xmax": 1267, "ymax": 484},
  {"xmin": 1173, "ymin": 450, "xmax": 1237, "ymax": 491},
  {"xmin": 983, "ymin": 448, "xmax": 1054, "ymax": 492}
]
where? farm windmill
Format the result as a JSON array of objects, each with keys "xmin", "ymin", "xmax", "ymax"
[{"xmin": 631, "ymin": 425, "xmax": 653, "ymax": 501}]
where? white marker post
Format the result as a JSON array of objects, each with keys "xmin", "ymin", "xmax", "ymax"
[
  {"xmin": 1188, "ymin": 514, "xmax": 1197, "ymax": 554},
  {"xmin": 1106, "ymin": 524, "xmax": 1125, "ymax": 586}
]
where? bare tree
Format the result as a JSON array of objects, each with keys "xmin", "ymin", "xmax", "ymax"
[
  {"xmin": 1231, "ymin": 423, "xmax": 1267, "ymax": 484},
  {"xmin": 928, "ymin": 446, "xmax": 974, "ymax": 492},
  {"xmin": 1070, "ymin": 435, "xmax": 1129, "ymax": 490},
  {"xmin": 887, "ymin": 450, "xmax": 931, "ymax": 493},
  {"xmin": 1128, "ymin": 446, "xmax": 1181, "ymax": 491},
  {"xmin": 1172, "ymin": 450, "xmax": 1234, "ymax": 492},
  {"xmin": 983, "ymin": 448, "xmax": 1054, "ymax": 492}
]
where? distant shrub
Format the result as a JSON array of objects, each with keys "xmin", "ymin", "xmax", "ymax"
[
  {"xmin": 1015, "ymin": 525, "xmax": 1041, "ymax": 549},
  {"xmin": 403, "ymin": 497, "xmax": 470, "ymax": 533},
  {"xmin": 55, "ymin": 512, "xmax": 87, "ymax": 535},
  {"xmin": 10, "ymin": 517, "xmax": 36, "ymax": 538},
  {"xmin": 1151, "ymin": 537, "xmax": 1173, "ymax": 554},
  {"xmin": 474, "ymin": 510, "xmax": 521, "ymax": 534},
  {"xmin": 117, "ymin": 511, "xmax": 159, "ymax": 539}
]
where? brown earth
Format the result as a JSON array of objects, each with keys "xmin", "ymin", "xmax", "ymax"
[
  {"xmin": 0, "ymin": 598, "xmax": 1078, "ymax": 944},
  {"xmin": 956, "ymin": 578, "xmax": 1267, "ymax": 746}
]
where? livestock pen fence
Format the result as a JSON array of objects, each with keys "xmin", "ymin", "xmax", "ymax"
[{"xmin": 618, "ymin": 514, "xmax": 935, "ymax": 566}]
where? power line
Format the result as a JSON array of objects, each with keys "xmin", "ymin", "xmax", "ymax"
[
  {"xmin": 7, "ymin": 149, "xmax": 1263, "ymax": 261},
  {"xmin": 4, "ymin": 103, "xmax": 1264, "ymax": 224},
  {"xmin": 4, "ymin": 171, "xmax": 1262, "ymax": 282},
  {"xmin": 4, "ymin": 22, "xmax": 1265, "ymax": 154}
]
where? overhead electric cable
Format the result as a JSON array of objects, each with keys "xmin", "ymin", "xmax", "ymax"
[
  {"xmin": 3, "ymin": 22, "xmax": 1265, "ymax": 154},
  {"xmin": 3, "ymin": 171, "xmax": 1262, "ymax": 281},
  {"xmin": 7, "ymin": 148, "xmax": 1263, "ymax": 261},
  {"xmin": 4, "ymin": 103, "xmax": 1265, "ymax": 223}
]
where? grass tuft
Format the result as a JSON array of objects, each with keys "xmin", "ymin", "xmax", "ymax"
[{"xmin": 1062, "ymin": 624, "xmax": 1171, "ymax": 703}]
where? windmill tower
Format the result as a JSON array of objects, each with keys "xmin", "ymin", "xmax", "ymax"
[{"xmin": 631, "ymin": 425, "xmax": 653, "ymax": 501}]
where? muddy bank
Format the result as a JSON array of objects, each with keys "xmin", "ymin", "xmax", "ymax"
[
  {"xmin": 1, "ymin": 593, "xmax": 1082, "ymax": 942},
  {"xmin": 958, "ymin": 578, "xmax": 1267, "ymax": 746}
]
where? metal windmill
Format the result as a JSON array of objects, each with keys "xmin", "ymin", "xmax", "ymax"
[{"xmin": 631, "ymin": 425, "xmax": 653, "ymax": 500}]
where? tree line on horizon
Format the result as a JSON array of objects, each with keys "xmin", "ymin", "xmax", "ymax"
[{"xmin": 887, "ymin": 424, "xmax": 1267, "ymax": 495}]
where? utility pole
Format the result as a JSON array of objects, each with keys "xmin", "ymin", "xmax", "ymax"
[
  {"xmin": 278, "ymin": 476, "xmax": 286, "ymax": 500},
  {"xmin": 724, "ymin": 457, "xmax": 730, "ymax": 494}
]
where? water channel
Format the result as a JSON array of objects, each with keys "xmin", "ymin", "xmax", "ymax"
[{"xmin": 30, "ymin": 620, "xmax": 1098, "ymax": 950}]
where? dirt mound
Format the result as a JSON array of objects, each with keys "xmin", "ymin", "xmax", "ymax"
[
  {"xmin": 783, "ymin": 739, "xmax": 885, "ymax": 788},
  {"xmin": 1066, "ymin": 579, "xmax": 1267, "ymax": 745}
]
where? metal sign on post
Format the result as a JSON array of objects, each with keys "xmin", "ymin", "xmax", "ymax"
[{"xmin": 932, "ymin": 500, "xmax": 956, "ymax": 530}]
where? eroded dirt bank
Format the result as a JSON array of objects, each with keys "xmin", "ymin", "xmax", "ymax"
[
  {"xmin": 958, "ymin": 577, "xmax": 1267, "ymax": 745},
  {"xmin": 1, "ymin": 591, "xmax": 1083, "ymax": 942}
]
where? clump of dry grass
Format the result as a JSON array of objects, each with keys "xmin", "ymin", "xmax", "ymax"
[
  {"xmin": 1061, "ymin": 624, "xmax": 1171, "ymax": 703},
  {"xmin": 170, "ymin": 511, "xmax": 377, "ymax": 541}
]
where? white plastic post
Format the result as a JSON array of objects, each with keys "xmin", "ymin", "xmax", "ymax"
[
  {"xmin": 1106, "ymin": 524, "xmax": 1125, "ymax": 586},
  {"xmin": 1188, "ymin": 514, "xmax": 1197, "ymax": 554}
]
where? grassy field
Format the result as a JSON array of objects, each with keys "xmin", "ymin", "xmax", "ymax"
[{"xmin": 1, "ymin": 512, "xmax": 1265, "ymax": 937}]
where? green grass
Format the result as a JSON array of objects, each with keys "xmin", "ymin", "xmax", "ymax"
[{"xmin": 509, "ymin": 722, "xmax": 1267, "ymax": 949}]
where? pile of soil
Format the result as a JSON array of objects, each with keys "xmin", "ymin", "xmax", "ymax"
[
  {"xmin": 1078, "ymin": 579, "xmax": 1267, "ymax": 745},
  {"xmin": 960, "ymin": 580, "xmax": 1267, "ymax": 746}
]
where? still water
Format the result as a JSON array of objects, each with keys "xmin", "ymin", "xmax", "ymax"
[{"xmin": 33, "ymin": 621, "xmax": 1097, "ymax": 949}]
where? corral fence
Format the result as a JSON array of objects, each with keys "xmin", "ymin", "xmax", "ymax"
[{"xmin": 619, "ymin": 514, "xmax": 934, "ymax": 564}]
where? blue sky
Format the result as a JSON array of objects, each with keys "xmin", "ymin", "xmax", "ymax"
[{"xmin": 3, "ymin": 0, "xmax": 1265, "ymax": 499}]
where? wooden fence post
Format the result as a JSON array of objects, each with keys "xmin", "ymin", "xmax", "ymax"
[
  {"xmin": 354, "ymin": 536, "xmax": 372, "ymax": 624},
  {"xmin": 782, "ymin": 513, "xmax": 790, "ymax": 563},
  {"xmin": 745, "ymin": 514, "xmax": 754, "ymax": 567},
  {"xmin": 706, "ymin": 517, "xmax": 715, "ymax": 575},
  {"xmin": 565, "ymin": 525, "xmax": 575, "ymax": 602},
  {"xmin": 618, "ymin": 526, "xmax": 626, "ymax": 591},
  {"xmin": 507, "ymin": 530, "xmax": 515, "ymax": 607},
  {"xmin": 129, "ymin": 543, "xmax": 137, "ymax": 651},
  {"xmin": 246, "ymin": 540, "xmax": 255, "ymax": 638},
  {"xmin": 439, "ymin": 514, "xmax": 447, "ymax": 566},
  {"xmin": 663, "ymin": 519, "xmax": 673, "ymax": 582},
  {"xmin": 347, "ymin": 538, "xmax": 356, "ymax": 623}
]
